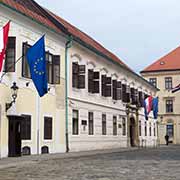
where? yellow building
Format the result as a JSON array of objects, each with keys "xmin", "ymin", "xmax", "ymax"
[
  {"xmin": 141, "ymin": 47, "xmax": 180, "ymax": 145},
  {"xmin": 0, "ymin": 0, "xmax": 66, "ymax": 157}
]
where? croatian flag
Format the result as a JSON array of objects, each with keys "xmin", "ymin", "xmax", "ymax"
[
  {"xmin": 144, "ymin": 96, "xmax": 153, "ymax": 120},
  {"xmin": 172, "ymin": 84, "xmax": 180, "ymax": 93},
  {"xmin": 0, "ymin": 21, "xmax": 10, "ymax": 72}
]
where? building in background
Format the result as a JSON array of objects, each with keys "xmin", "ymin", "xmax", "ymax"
[
  {"xmin": 141, "ymin": 47, "xmax": 180, "ymax": 145},
  {"xmin": 0, "ymin": 0, "xmax": 66, "ymax": 158}
]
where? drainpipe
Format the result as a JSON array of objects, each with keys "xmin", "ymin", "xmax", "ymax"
[{"xmin": 65, "ymin": 36, "xmax": 73, "ymax": 153}]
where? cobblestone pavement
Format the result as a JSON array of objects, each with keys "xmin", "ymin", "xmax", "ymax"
[{"xmin": 0, "ymin": 145, "xmax": 180, "ymax": 180}]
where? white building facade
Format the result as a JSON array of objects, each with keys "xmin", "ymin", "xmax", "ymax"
[
  {"xmin": 67, "ymin": 41, "xmax": 158, "ymax": 152},
  {"xmin": 0, "ymin": 1, "xmax": 67, "ymax": 158}
]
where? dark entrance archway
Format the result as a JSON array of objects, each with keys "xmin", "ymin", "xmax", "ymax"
[
  {"xmin": 8, "ymin": 115, "xmax": 24, "ymax": 157},
  {"xmin": 129, "ymin": 117, "xmax": 136, "ymax": 147}
]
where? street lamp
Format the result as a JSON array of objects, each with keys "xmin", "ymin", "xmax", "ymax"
[{"xmin": 6, "ymin": 82, "xmax": 19, "ymax": 111}]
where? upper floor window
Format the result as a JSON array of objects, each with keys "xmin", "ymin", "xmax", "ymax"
[
  {"xmin": 138, "ymin": 91, "xmax": 144, "ymax": 107},
  {"xmin": 46, "ymin": 52, "xmax": 60, "ymax": 84},
  {"xmin": 88, "ymin": 70, "xmax": 99, "ymax": 93},
  {"xmin": 22, "ymin": 42, "xmax": 31, "ymax": 78},
  {"xmin": 101, "ymin": 75, "xmax": 111, "ymax": 97},
  {"xmin": 22, "ymin": 43, "xmax": 60, "ymax": 84},
  {"xmin": 165, "ymin": 77, "xmax": 172, "ymax": 90},
  {"xmin": 166, "ymin": 100, "xmax": 173, "ymax": 113},
  {"xmin": 4, "ymin": 37, "xmax": 16, "ymax": 72},
  {"xmin": 72, "ymin": 62, "xmax": 85, "ymax": 89},
  {"xmin": 149, "ymin": 78, "xmax": 157, "ymax": 88}
]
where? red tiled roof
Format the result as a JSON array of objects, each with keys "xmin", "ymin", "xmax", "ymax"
[
  {"xmin": 0, "ymin": 0, "xmax": 63, "ymax": 34},
  {"xmin": 0, "ymin": 0, "xmax": 131, "ymax": 70},
  {"xmin": 141, "ymin": 47, "xmax": 180, "ymax": 73}
]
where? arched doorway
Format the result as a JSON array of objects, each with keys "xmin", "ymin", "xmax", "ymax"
[{"xmin": 129, "ymin": 117, "xmax": 136, "ymax": 147}]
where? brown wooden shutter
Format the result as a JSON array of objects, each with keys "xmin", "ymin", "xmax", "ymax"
[
  {"xmin": 72, "ymin": 62, "xmax": 79, "ymax": 88},
  {"xmin": 122, "ymin": 84, "xmax": 127, "ymax": 102},
  {"xmin": 52, "ymin": 55, "xmax": 60, "ymax": 84},
  {"xmin": 101, "ymin": 75, "xmax": 106, "ymax": 96},
  {"xmin": 112, "ymin": 80, "xmax": 117, "ymax": 100},
  {"xmin": 93, "ymin": 71, "xmax": 99, "ymax": 93},
  {"xmin": 88, "ymin": 69, "xmax": 94, "ymax": 93},
  {"xmin": 105, "ymin": 77, "xmax": 111, "ymax": 97},
  {"xmin": 78, "ymin": 65, "xmax": 85, "ymax": 89},
  {"xmin": 117, "ymin": 81, "xmax": 122, "ymax": 100},
  {"xmin": 4, "ymin": 37, "xmax": 16, "ymax": 72},
  {"xmin": 131, "ymin": 88, "xmax": 135, "ymax": 104}
]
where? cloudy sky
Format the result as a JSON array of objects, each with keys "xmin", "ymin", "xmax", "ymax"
[{"xmin": 37, "ymin": 0, "xmax": 180, "ymax": 73}]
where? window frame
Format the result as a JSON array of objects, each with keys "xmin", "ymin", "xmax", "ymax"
[
  {"xmin": 44, "ymin": 117, "xmax": 53, "ymax": 140},
  {"xmin": 72, "ymin": 110, "xmax": 79, "ymax": 135},
  {"xmin": 21, "ymin": 114, "xmax": 31, "ymax": 140},
  {"xmin": 165, "ymin": 77, "xmax": 172, "ymax": 90}
]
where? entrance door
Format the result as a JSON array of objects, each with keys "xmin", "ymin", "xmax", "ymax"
[
  {"xmin": 130, "ymin": 118, "xmax": 135, "ymax": 147},
  {"xmin": 8, "ymin": 116, "xmax": 22, "ymax": 157}
]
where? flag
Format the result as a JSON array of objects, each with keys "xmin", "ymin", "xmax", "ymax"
[
  {"xmin": 152, "ymin": 97, "xmax": 158, "ymax": 119},
  {"xmin": 26, "ymin": 36, "xmax": 48, "ymax": 97},
  {"xmin": 0, "ymin": 21, "xmax": 10, "ymax": 72},
  {"xmin": 172, "ymin": 84, "xmax": 180, "ymax": 93},
  {"xmin": 144, "ymin": 96, "xmax": 153, "ymax": 120}
]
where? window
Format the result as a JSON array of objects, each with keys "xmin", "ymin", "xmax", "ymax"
[
  {"xmin": 112, "ymin": 80, "xmax": 117, "ymax": 100},
  {"xmin": 113, "ymin": 116, "xmax": 117, "ymax": 135},
  {"xmin": 88, "ymin": 112, "xmax": 94, "ymax": 135},
  {"xmin": 122, "ymin": 84, "xmax": 127, "ymax": 102},
  {"xmin": 101, "ymin": 75, "xmax": 112, "ymax": 97},
  {"xmin": 154, "ymin": 123, "xmax": 156, "ymax": 136},
  {"xmin": 44, "ymin": 117, "xmax": 52, "ymax": 140},
  {"xmin": 22, "ymin": 42, "xmax": 31, "ymax": 78},
  {"xmin": 149, "ymin": 123, "xmax": 151, "ymax": 136},
  {"xmin": 117, "ymin": 81, "xmax": 122, "ymax": 100},
  {"xmin": 122, "ymin": 117, "xmax": 126, "ymax": 136},
  {"xmin": 126, "ymin": 85, "xmax": 130, "ymax": 103},
  {"xmin": 102, "ymin": 114, "xmax": 106, "ymax": 135},
  {"xmin": 166, "ymin": 100, "xmax": 173, "ymax": 113},
  {"xmin": 149, "ymin": 78, "xmax": 157, "ymax": 87},
  {"xmin": 145, "ymin": 122, "xmax": 147, "ymax": 136},
  {"xmin": 88, "ymin": 70, "xmax": 100, "ymax": 93},
  {"xmin": 72, "ymin": 62, "xmax": 85, "ymax": 89},
  {"xmin": 167, "ymin": 124, "xmax": 173, "ymax": 138},
  {"xmin": 21, "ymin": 115, "xmax": 31, "ymax": 140},
  {"xmin": 138, "ymin": 91, "xmax": 144, "ymax": 107},
  {"xmin": 165, "ymin": 77, "xmax": 172, "ymax": 90},
  {"xmin": 139, "ymin": 121, "xmax": 141, "ymax": 136},
  {"xmin": 4, "ymin": 37, "xmax": 16, "ymax": 72},
  {"xmin": 46, "ymin": 53, "xmax": 60, "ymax": 84},
  {"xmin": 72, "ymin": 110, "xmax": 79, "ymax": 135}
]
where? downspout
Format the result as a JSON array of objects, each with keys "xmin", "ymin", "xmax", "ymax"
[{"xmin": 65, "ymin": 35, "xmax": 73, "ymax": 153}]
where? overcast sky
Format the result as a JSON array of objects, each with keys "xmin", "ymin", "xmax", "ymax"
[{"xmin": 36, "ymin": 0, "xmax": 180, "ymax": 73}]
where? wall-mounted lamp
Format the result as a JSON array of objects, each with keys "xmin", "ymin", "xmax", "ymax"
[{"xmin": 6, "ymin": 82, "xmax": 19, "ymax": 112}]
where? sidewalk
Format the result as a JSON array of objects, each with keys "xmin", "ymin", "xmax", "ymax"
[{"xmin": 0, "ymin": 147, "xmax": 139, "ymax": 169}]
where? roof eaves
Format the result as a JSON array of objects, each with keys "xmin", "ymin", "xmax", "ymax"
[{"xmin": 0, "ymin": 1, "xmax": 67, "ymax": 38}]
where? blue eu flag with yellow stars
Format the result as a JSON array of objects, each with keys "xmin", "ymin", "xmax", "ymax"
[{"xmin": 26, "ymin": 35, "xmax": 48, "ymax": 97}]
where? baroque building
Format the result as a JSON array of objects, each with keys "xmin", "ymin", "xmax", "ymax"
[
  {"xmin": 141, "ymin": 47, "xmax": 180, "ymax": 145},
  {"xmin": 0, "ymin": 0, "xmax": 158, "ymax": 157}
]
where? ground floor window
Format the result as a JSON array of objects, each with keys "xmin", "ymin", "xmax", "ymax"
[
  {"xmin": 21, "ymin": 115, "xmax": 31, "ymax": 140},
  {"xmin": 149, "ymin": 123, "xmax": 152, "ymax": 136},
  {"xmin": 113, "ymin": 116, "xmax": 117, "ymax": 136},
  {"xmin": 88, "ymin": 112, "xmax": 94, "ymax": 135},
  {"xmin": 44, "ymin": 117, "xmax": 53, "ymax": 140},
  {"xmin": 72, "ymin": 110, "xmax": 79, "ymax": 135},
  {"xmin": 102, "ymin": 114, "xmax": 106, "ymax": 135},
  {"xmin": 122, "ymin": 117, "xmax": 126, "ymax": 136},
  {"xmin": 145, "ymin": 122, "xmax": 147, "ymax": 136},
  {"xmin": 167, "ymin": 124, "xmax": 173, "ymax": 138},
  {"xmin": 139, "ymin": 121, "xmax": 141, "ymax": 136}
]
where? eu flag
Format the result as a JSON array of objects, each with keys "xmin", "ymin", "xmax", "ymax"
[{"xmin": 26, "ymin": 36, "xmax": 48, "ymax": 97}]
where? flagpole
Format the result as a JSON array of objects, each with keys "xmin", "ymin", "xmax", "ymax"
[{"xmin": 37, "ymin": 93, "xmax": 40, "ymax": 155}]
